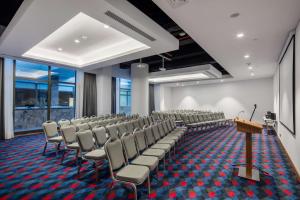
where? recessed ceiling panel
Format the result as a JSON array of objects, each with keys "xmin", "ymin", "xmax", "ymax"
[{"xmin": 23, "ymin": 12, "xmax": 150, "ymax": 67}]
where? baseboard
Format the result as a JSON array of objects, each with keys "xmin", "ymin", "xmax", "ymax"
[{"xmin": 277, "ymin": 136, "xmax": 300, "ymax": 182}]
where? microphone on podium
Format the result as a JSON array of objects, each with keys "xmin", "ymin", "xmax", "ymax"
[{"xmin": 250, "ymin": 104, "xmax": 257, "ymax": 121}]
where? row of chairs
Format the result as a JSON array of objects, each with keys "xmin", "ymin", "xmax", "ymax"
[{"xmin": 43, "ymin": 117, "xmax": 185, "ymax": 200}]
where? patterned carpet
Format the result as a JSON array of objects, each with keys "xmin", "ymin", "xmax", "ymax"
[{"xmin": 0, "ymin": 126, "xmax": 299, "ymax": 200}]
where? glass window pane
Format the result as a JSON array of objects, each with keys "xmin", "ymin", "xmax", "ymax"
[
  {"xmin": 51, "ymin": 66, "xmax": 76, "ymax": 83},
  {"xmin": 117, "ymin": 78, "xmax": 131, "ymax": 115},
  {"xmin": 14, "ymin": 60, "xmax": 48, "ymax": 132}
]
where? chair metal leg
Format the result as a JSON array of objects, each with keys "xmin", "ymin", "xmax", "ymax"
[
  {"xmin": 42, "ymin": 142, "xmax": 48, "ymax": 155},
  {"xmin": 61, "ymin": 149, "xmax": 66, "ymax": 164},
  {"xmin": 75, "ymin": 149, "xmax": 80, "ymax": 165},
  {"xmin": 147, "ymin": 176, "xmax": 151, "ymax": 195},
  {"xmin": 131, "ymin": 183, "xmax": 137, "ymax": 200},
  {"xmin": 163, "ymin": 157, "xmax": 166, "ymax": 170},
  {"xmin": 77, "ymin": 159, "xmax": 82, "ymax": 175},
  {"xmin": 95, "ymin": 161, "xmax": 99, "ymax": 182}
]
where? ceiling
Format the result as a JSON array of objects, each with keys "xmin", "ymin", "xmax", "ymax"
[
  {"xmin": 120, "ymin": 0, "xmax": 229, "ymax": 74},
  {"xmin": 0, "ymin": 0, "xmax": 178, "ymax": 70},
  {"xmin": 153, "ymin": 0, "xmax": 300, "ymax": 81}
]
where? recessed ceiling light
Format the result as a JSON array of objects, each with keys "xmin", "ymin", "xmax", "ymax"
[
  {"xmin": 250, "ymin": 72, "xmax": 255, "ymax": 76},
  {"xmin": 81, "ymin": 35, "xmax": 88, "ymax": 40},
  {"xmin": 104, "ymin": 24, "xmax": 110, "ymax": 29},
  {"xmin": 220, "ymin": 79, "xmax": 224, "ymax": 82},
  {"xmin": 236, "ymin": 33, "xmax": 244, "ymax": 38},
  {"xmin": 196, "ymin": 81, "xmax": 200, "ymax": 84},
  {"xmin": 57, "ymin": 48, "xmax": 63, "ymax": 52},
  {"xmin": 244, "ymin": 54, "xmax": 250, "ymax": 59},
  {"xmin": 179, "ymin": 32, "xmax": 186, "ymax": 37},
  {"xmin": 74, "ymin": 39, "xmax": 80, "ymax": 44},
  {"xmin": 176, "ymin": 83, "xmax": 180, "ymax": 86},
  {"xmin": 248, "ymin": 66, "xmax": 253, "ymax": 70}
]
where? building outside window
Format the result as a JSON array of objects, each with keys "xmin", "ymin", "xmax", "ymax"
[
  {"xmin": 14, "ymin": 60, "xmax": 76, "ymax": 132},
  {"xmin": 116, "ymin": 78, "xmax": 131, "ymax": 115}
]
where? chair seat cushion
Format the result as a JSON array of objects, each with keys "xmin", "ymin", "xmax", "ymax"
[
  {"xmin": 143, "ymin": 148, "xmax": 165, "ymax": 160},
  {"xmin": 67, "ymin": 142, "xmax": 80, "ymax": 149},
  {"xmin": 157, "ymin": 139, "xmax": 175, "ymax": 146},
  {"xmin": 116, "ymin": 165, "xmax": 149, "ymax": 184},
  {"xmin": 164, "ymin": 135, "xmax": 180, "ymax": 141},
  {"xmin": 48, "ymin": 136, "xmax": 63, "ymax": 142},
  {"xmin": 85, "ymin": 149, "xmax": 106, "ymax": 160},
  {"xmin": 132, "ymin": 156, "xmax": 159, "ymax": 171},
  {"xmin": 151, "ymin": 143, "xmax": 171, "ymax": 152}
]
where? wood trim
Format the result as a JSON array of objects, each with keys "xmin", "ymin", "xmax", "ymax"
[{"xmin": 277, "ymin": 136, "xmax": 300, "ymax": 182}]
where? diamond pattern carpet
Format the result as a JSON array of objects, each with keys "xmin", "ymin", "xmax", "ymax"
[{"xmin": 0, "ymin": 126, "xmax": 299, "ymax": 199}]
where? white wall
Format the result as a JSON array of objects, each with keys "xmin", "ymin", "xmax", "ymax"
[
  {"xmin": 273, "ymin": 21, "xmax": 300, "ymax": 174},
  {"xmin": 154, "ymin": 84, "xmax": 172, "ymax": 111},
  {"xmin": 163, "ymin": 78, "xmax": 273, "ymax": 123}
]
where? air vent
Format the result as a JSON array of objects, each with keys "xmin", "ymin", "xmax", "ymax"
[
  {"xmin": 167, "ymin": 0, "xmax": 189, "ymax": 8},
  {"xmin": 105, "ymin": 11, "xmax": 156, "ymax": 42}
]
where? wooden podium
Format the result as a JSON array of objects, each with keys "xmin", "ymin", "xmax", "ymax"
[{"xmin": 235, "ymin": 117, "xmax": 263, "ymax": 181}]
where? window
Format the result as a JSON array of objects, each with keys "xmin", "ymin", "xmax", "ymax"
[
  {"xmin": 14, "ymin": 60, "xmax": 76, "ymax": 132},
  {"xmin": 116, "ymin": 78, "xmax": 131, "ymax": 115}
]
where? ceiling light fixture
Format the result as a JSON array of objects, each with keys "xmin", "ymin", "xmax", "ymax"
[
  {"xmin": 149, "ymin": 73, "xmax": 209, "ymax": 83},
  {"xmin": 74, "ymin": 39, "xmax": 80, "ymax": 43},
  {"xmin": 159, "ymin": 57, "xmax": 167, "ymax": 71},
  {"xmin": 248, "ymin": 66, "xmax": 253, "ymax": 70},
  {"xmin": 104, "ymin": 24, "xmax": 110, "ymax": 28},
  {"xmin": 137, "ymin": 58, "xmax": 147, "ymax": 68},
  {"xmin": 196, "ymin": 81, "xmax": 200, "ymax": 84},
  {"xmin": 220, "ymin": 79, "xmax": 224, "ymax": 82},
  {"xmin": 81, "ymin": 35, "xmax": 88, "ymax": 40},
  {"xmin": 230, "ymin": 12, "xmax": 240, "ymax": 18},
  {"xmin": 57, "ymin": 48, "xmax": 63, "ymax": 52},
  {"xmin": 250, "ymin": 72, "xmax": 255, "ymax": 76},
  {"xmin": 236, "ymin": 33, "xmax": 244, "ymax": 38},
  {"xmin": 244, "ymin": 54, "xmax": 250, "ymax": 59}
]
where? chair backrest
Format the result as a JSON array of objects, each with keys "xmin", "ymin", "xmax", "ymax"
[
  {"xmin": 193, "ymin": 115, "xmax": 198, "ymax": 122},
  {"xmin": 144, "ymin": 127, "xmax": 155, "ymax": 146},
  {"xmin": 189, "ymin": 115, "xmax": 195, "ymax": 123},
  {"xmin": 144, "ymin": 117, "xmax": 150, "ymax": 126},
  {"xmin": 121, "ymin": 132, "xmax": 139, "ymax": 160},
  {"xmin": 58, "ymin": 119, "xmax": 71, "ymax": 128},
  {"xmin": 61, "ymin": 125, "xmax": 77, "ymax": 144},
  {"xmin": 71, "ymin": 118, "xmax": 82, "ymax": 125},
  {"xmin": 92, "ymin": 126, "xmax": 107, "ymax": 147},
  {"xmin": 118, "ymin": 123, "xmax": 128, "ymax": 137},
  {"xmin": 104, "ymin": 138, "xmax": 126, "ymax": 171},
  {"xmin": 106, "ymin": 125, "xmax": 119, "ymax": 139},
  {"xmin": 77, "ymin": 130, "xmax": 95, "ymax": 152},
  {"xmin": 138, "ymin": 118, "xmax": 144, "ymax": 129},
  {"xmin": 43, "ymin": 121, "xmax": 58, "ymax": 138},
  {"xmin": 133, "ymin": 120, "xmax": 140, "ymax": 129},
  {"xmin": 126, "ymin": 122, "xmax": 135, "ymax": 133},
  {"xmin": 158, "ymin": 123, "xmax": 166, "ymax": 137},
  {"xmin": 76, "ymin": 123, "xmax": 90, "ymax": 132},
  {"xmin": 151, "ymin": 125, "xmax": 161, "ymax": 141},
  {"xmin": 88, "ymin": 121, "xmax": 99, "ymax": 129},
  {"xmin": 166, "ymin": 120, "xmax": 173, "ymax": 131},
  {"xmin": 162, "ymin": 121, "xmax": 170, "ymax": 134},
  {"xmin": 133, "ymin": 129, "xmax": 147, "ymax": 152}
]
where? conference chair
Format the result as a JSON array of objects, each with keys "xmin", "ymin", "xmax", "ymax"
[
  {"xmin": 58, "ymin": 119, "xmax": 71, "ymax": 128},
  {"xmin": 42, "ymin": 121, "xmax": 63, "ymax": 156},
  {"xmin": 71, "ymin": 118, "xmax": 83, "ymax": 125},
  {"xmin": 76, "ymin": 130, "xmax": 106, "ymax": 181},
  {"xmin": 121, "ymin": 132, "xmax": 159, "ymax": 173},
  {"xmin": 104, "ymin": 138, "xmax": 151, "ymax": 200},
  {"xmin": 88, "ymin": 121, "xmax": 99, "ymax": 129},
  {"xmin": 126, "ymin": 121, "xmax": 135, "ymax": 133},
  {"xmin": 92, "ymin": 126, "xmax": 108, "ymax": 149},
  {"xmin": 60, "ymin": 125, "xmax": 80, "ymax": 164},
  {"xmin": 144, "ymin": 127, "xmax": 172, "ymax": 160},
  {"xmin": 151, "ymin": 125, "xmax": 176, "ymax": 155},
  {"xmin": 106, "ymin": 124, "xmax": 120, "ymax": 139},
  {"xmin": 133, "ymin": 129, "xmax": 166, "ymax": 169},
  {"xmin": 117, "ymin": 123, "xmax": 128, "ymax": 136},
  {"xmin": 76, "ymin": 123, "xmax": 90, "ymax": 132}
]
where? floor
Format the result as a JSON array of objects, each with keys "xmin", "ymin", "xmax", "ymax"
[{"xmin": 0, "ymin": 126, "xmax": 299, "ymax": 200}]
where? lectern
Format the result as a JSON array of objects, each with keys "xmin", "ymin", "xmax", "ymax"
[{"xmin": 235, "ymin": 117, "xmax": 263, "ymax": 181}]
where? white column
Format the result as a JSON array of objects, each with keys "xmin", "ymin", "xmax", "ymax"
[
  {"xmin": 75, "ymin": 70, "xmax": 84, "ymax": 118},
  {"xmin": 131, "ymin": 63, "xmax": 149, "ymax": 116},
  {"xmin": 96, "ymin": 67, "xmax": 112, "ymax": 115},
  {"xmin": 4, "ymin": 59, "xmax": 14, "ymax": 139}
]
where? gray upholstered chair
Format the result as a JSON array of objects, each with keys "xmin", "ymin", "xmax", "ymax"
[
  {"xmin": 117, "ymin": 123, "xmax": 128, "ymax": 137},
  {"xmin": 77, "ymin": 130, "xmax": 106, "ymax": 181},
  {"xmin": 121, "ymin": 132, "xmax": 159, "ymax": 172},
  {"xmin": 126, "ymin": 122, "xmax": 135, "ymax": 133},
  {"xmin": 88, "ymin": 121, "xmax": 99, "ymax": 130},
  {"xmin": 92, "ymin": 126, "xmax": 108, "ymax": 148},
  {"xmin": 106, "ymin": 124, "xmax": 119, "ymax": 139},
  {"xmin": 151, "ymin": 124, "xmax": 176, "ymax": 155},
  {"xmin": 133, "ymin": 129, "xmax": 166, "ymax": 169},
  {"xmin": 144, "ymin": 126, "xmax": 172, "ymax": 160},
  {"xmin": 60, "ymin": 125, "xmax": 80, "ymax": 164},
  {"xmin": 76, "ymin": 123, "xmax": 90, "ymax": 132},
  {"xmin": 104, "ymin": 138, "xmax": 151, "ymax": 200},
  {"xmin": 58, "ymin": 119, "xmax": 71, "ymax": 128},
  {"xmin": 42, "ymin": 121, "xmax": 63, "ymax": 156},
  {"xmin": 71, "ymin": 118, "xmax": 82, "ymax": 125}
]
